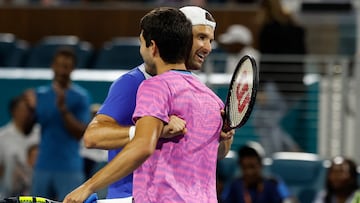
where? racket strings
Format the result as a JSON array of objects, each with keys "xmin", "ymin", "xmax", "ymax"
[{"xmin": 228, "ymin": 64, "xmax": 253, "ymax": 127}]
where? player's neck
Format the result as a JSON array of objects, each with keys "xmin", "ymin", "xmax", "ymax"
[{"xmin": 156, "ymin": 61, "xmax": 186, "ymax": 75}]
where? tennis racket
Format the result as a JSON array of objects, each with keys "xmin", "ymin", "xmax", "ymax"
[
  {"xmin": 0, "ymin": 193, "xmax": 99, "ymax": 203},
  {"xmin": 223, "ymin": 55, "xmax": 259, "ymax": 132},
  {"xmin": 0, "ymin": 196, "xmax": 60, "ymax": 203}
]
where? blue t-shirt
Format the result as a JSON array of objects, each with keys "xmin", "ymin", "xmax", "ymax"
[
  {"xmin": 222, "ymin": 177, "xmax": 291, "ymax": 203},
  {"xmin": 35, "ymin": 83, "xmax": 91, "ymax": 172},
  {"xmin": 97, "ymin": 64, "xmax": 149, "ymax": 198}
]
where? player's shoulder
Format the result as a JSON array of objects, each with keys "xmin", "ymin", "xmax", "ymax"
[{"xmin": 114, "ymin": 65, "xmax": 146, "ymax": 85}]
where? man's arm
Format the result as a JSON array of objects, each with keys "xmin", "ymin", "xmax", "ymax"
[
  {"xmin": 218, "ymin": 131, "xmax": 234, "ymax": 159},
  {"xmin": 83, "ymin": 114, "xmax": 130, "ymax": 149},
  {"xmin": 59, "ymin": 109, "xmax": 88, "ymax": 140},
  {"xmin": 22, "ymin": 90, "xmax": 37, "ymax": 135},
  {"xmin": 217, "ymin": 110, "xmax": 235, "ymax": 159},
  {"xmin": 54, "ymin": 83, "xmax": 88, "ymax": 140},
  {"xmin": 84, "ymin": 114, "xmax": 186, "ymax": 150},
  {"xmin": 63, "ymin": 116, "xmax": 163, "ymax": 203}
]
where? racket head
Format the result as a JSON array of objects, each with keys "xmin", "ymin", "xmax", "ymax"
[{"xmin": 224, "ymin": 55, "xmax": 259, "ymax": 130}]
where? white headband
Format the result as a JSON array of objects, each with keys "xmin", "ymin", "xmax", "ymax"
[{"xmin": 180, "ymin": 6, "xmax": 216, "ymax": 30}]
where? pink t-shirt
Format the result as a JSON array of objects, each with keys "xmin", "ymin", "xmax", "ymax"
[{"xmin": 132, "ymin": 70, "xmax": 224, "ymax": 203}]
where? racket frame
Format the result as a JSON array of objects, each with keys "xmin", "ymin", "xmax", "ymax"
[{"xmin": 224, "ymin": 55, "xmax": 259, "ymax": 130}]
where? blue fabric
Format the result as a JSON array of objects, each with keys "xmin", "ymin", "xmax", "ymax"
[
  {"xmin": 84, "ymin": 193, "xmax": 98, "ymax": 203},
  {"xmin": 277, "ymin": 179, "xmax": 291, "ymax": 199},
  {"xmin": 35, "ymin": 83, "xmax": 91, "ymax": 171},
  {"xmin": 31, "ymin": 83, "xmax": 90, "ymax": 200},
  {"xmin": 97, "ymin": 65, "xmax": 146, "ymax": 198},
  {"xmin": 222, "ymin": 177, "xmax": 289, "ymax": 203}
]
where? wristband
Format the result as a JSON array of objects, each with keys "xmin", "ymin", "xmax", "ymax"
[{"xmin": 129, "ymin": 126, "xmax": 136, "ymax": 141}]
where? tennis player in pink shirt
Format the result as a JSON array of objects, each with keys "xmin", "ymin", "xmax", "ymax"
[{"xmin": 130, "ymin": 8, "xmax": 224, "ymax": 202}]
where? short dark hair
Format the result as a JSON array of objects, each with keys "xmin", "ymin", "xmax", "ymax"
[
  {"xmin": 52, "ymin": 46, "xmax": 77, "ymax": 67},
  {"xmin": 238, "ymin": 145, "xmax": 262, "ymax": 163},
  {"xmin": 140, "ymin": 7, "xmax": 192, "ymax": 64}
]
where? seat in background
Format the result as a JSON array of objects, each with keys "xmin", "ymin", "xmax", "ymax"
[
  {"xmin": 204, "ymin": 41, "xmax": 227, "ymax": 73},
  {"xmin": 268, "ymin": 152, "xmax": 326, "ymax": 203},
  {"xmin": 25, "ymin": 35, "xmax": 93, "ymax": 68},
  {"xmin": 0, "ymin": 33, "xmax": 29, "ymax": 67},
  {"xmin": 93, "ymin": 37, "xmax": 143, "ymax": 70}
]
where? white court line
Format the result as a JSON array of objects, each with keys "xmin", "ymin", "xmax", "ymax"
[{"xmin": 97, "ymin": 197, "xmax": 133, "ymax": 203}]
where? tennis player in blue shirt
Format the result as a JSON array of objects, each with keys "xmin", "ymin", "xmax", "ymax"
[{"xmin": 65, "ymin": 6, "xmax": 234, "ymax": 202}]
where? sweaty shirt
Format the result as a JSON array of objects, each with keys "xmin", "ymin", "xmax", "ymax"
[{"xmin": 133, "ymin": 70, "xmax": 224, "ymax": 203}]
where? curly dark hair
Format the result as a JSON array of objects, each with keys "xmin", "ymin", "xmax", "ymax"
[{"xmin": 140, "ymin": 7, "xmax": 192, "ymax": 64}]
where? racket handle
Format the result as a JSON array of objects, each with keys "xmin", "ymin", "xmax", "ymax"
[
  {"xmin": 84, "ymin": 193, "xmax": 98, "ymax": 203},
  {"xmin": 222, "ymin": 120, "xmax": 232, "ymax": 133},
  {"xmin": 1, "ymin": 197, "xmax": 17, "ymax": 203}
]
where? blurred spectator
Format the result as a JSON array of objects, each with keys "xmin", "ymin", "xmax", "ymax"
[
  {"xmin": 313, "ymin": 156, "xmax": 359, "ymax": 203},
  {"xmin": 218, "ymin": 24, "xmax": 260, "ymax": 74},
  {"xmin": 12, "ymin": 144, "xmax": 39, "ymax": 196},
  {"xmin": 217, "ymin": 150, "xmax": 239, "ymax": 203},
  {"xmin": 0, "ymin": 95, "xmax": 40, "ymax": 198},
  {"xmin": 257, "ymin": 0, "xmax": 307, "ymax": 104},
  {"xmin": 221, "ymin": 144, "xmax": 295, "ymax": 203},
  {"xmin": 23, "ymin": 47, "xmax": 91, "ymax": 201},
  {"xmin": 252, "ymin": 81, "xmax": 301, "ymax": 156}
]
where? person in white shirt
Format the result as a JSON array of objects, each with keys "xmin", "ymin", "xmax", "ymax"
[
  {"xmin": 218, "ymin": 24, "xmax": 260, "ymax": 74},
  {"xmin": 0, "ymin": 95, "xmax": 39, "ymax": 198}
]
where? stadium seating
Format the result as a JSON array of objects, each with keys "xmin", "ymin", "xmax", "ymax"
[
  {"xmin": 268, "ymin": 152, "xmax": 326, "ymax": 203},
  {"xmin": 25, "ymin": 35, "xmax": 93, "ymax": 68},
  {"xmin": 93, "ymin": 37, "xmax": 143, "ymax": 70},
  {"xmin": 205, "ymin": 41, "xmax": 227, "ymax": 73},
  {"xmin": 217, "ymin": 150, "xmax": 239, "ymax": 182},
  {"xmin": 0, "ymin": 33, "xmax": 29, "ymax": 67}
]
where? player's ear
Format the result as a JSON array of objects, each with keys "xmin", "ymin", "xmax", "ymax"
[{"xmin": 150, "ymin": 40, "xmax": 158, "ymax": 57}]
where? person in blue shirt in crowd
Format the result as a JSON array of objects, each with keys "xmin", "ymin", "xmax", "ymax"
[
  {"xmin": 222, "ymin": 144, "xmax": 293, "ymax": 203},
  {"xmin": 23, "ymin": 47, "xmax": 91, "ymax": 201}
]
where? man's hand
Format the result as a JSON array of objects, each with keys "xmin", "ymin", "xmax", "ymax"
[
  {"xmin": 161, "ymin": 115, "xmax": 187, "ymax": 138},
  {"xmin": 63, "ymin": 184, "xmax": 93, "ymax": 203},
  {"xmin": 220, "ymin": 129, "xmax": 235, "ymax": 141},
  {"xmin": 23, "ymin": 89, "xmax": 36, "ymax": 110},
  {"xmin": 220, "ymin": 109, "xmax": 235, "ymax": 137},
  {"xmin": 53, "ymin": 82, "xmax": 67, "ymax": 113}
]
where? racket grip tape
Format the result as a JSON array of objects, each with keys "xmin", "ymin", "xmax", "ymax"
[{"xmin": 19, "ymin": 197, "xmax": 46, "ymax": 203}]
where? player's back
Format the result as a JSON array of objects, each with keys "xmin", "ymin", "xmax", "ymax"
[
  {"xmin": 98, "ymin": 64, "xmax": 149, "ymax": 198},
  {"xmin": 133, "ymin": 70, "xmax": 224, "ymax": 203}
]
